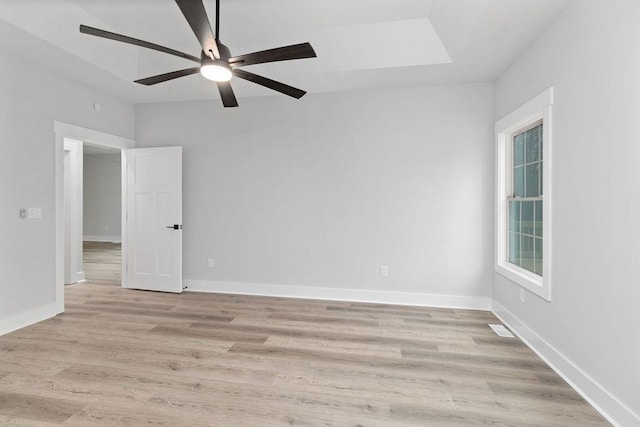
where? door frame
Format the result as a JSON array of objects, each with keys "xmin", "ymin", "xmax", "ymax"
[
  {"xmin": 63, "ymin": 138, "xmax": 84, "ymax": 285},
  {"xmin": 54, "ymin": 121, "xmax": 134, "ymax": 312}
]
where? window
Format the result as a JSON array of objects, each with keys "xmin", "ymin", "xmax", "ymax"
[
  {"xmin": 508, "ymin": 121, "xmax": 543, "ymax": 275},
  {"xmin": 495, "ymin": 88, "xmax": 553, "ymax": 301}
]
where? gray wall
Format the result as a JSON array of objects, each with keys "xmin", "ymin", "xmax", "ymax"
[
  {"xmin": 135, "ymin": 83, "xmax": 495, "ymax": 301},
  {"xmin": 494, "ymin": 0, "xmax": 640, "ymax": 419},
  {"xmin": 0, "ymin": 45, "xmax": 134, "ymax": 325},
  {"xmin": 83, "ymin": 153, "xmax": 121, "ymax": 241}
]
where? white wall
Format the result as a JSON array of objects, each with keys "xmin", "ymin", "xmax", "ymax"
[
  {"xmin": 83, "ymin": 153, "xmax": 121, "ymax": 242},
  {"xmin": 493, "ymin": 0, "xmax": 640, "ymax": 424},
  {"xmin": 135, "ymin": 83, "xmax": 494, "ymax": 306},
  {"xmin": 0, "ymin": 46, "xmax": 134, "ymax": 333}
]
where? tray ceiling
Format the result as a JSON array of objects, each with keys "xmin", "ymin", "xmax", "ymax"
[{"xmin": 0, "ymin": 0, "xmax": 571, "ymax": 103}]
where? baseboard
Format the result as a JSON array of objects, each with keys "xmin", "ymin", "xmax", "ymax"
[
  {"xmin": 0, "ymin": 303, "xmax": 62, "ymax": 336},
  {"xmin": 183, "ymin": 279, "xmax": 492, "ymax": 310},
  {"xmin": 83, "ymin": 235, "xmax": 121, "ymax": 243},
  {"xmin": 492, "ymin": 301, "xmax": 639, "ymax": 427},
  {"xmin": 75, "ymin": 271, "xmax": 85, "ymax": 282}
]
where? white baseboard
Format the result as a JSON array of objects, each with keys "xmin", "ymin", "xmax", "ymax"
[
  {"xmin": 183, "ymin": 279, "xmax": 492, "ymax": 310},
  {"xmin": 492, "ymin": 301, "xmax": 639, "ymax": 427},
  {"xmin": 83, "ymin": 235, "xmax": 121, "ymax": 243},
  {"xmin": 0, "ymin": 303, "xmax": 62, "ymax": 336}
]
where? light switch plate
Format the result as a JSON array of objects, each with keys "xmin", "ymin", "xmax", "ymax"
[{"xmin": 27, "ymin": 207, "xmax": 42, "ymax": 219}]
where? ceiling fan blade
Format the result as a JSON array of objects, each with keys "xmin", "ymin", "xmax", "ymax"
[
  {"xmin": 175, "ymin": 0, "xmax": 221, "ymax": 59},
  {"xmin": 216, "ymin": 82, "xmax": 238, "ymax": 107},
  {"xmin": 233, "ymin": 69, "xmax": 306, "ymax": 99},
  {"xmin": 134, "ymin": 67, "xmax": 201, "ymax": 86},
  {"xmin": 229, "ymin": 43, "xmax": 316, "ymax": 67},
  {"xmin": 79, "ymin": 25, "xmax": 200, "ymax": 63}
]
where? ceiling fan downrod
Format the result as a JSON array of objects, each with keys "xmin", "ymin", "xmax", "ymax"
[{"xmin": 215, "ymin": 0, "xmax": 220, "ymax": 41}]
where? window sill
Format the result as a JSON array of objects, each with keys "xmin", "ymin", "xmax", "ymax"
[{"xmin": 496, "ymin": 262, "xmax": 550, "ymax": 301}]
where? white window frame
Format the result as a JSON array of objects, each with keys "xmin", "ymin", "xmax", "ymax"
[{"xmin": 495, "ymin": 88, "xmax": 553, "ymax": 301}]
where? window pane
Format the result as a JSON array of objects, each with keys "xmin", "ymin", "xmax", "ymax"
[
  {"xmin": 539, "ymin": 161, "xmax": 543, "ymax": 196},
  {"xmin": 525, "ymin": 163, "xmax": 540, "ymax": 197},
  {"xmin": 508, "ymin": 232, "xmax": 520, "ymax": 265},
  {"xmin": 534, "ymin": 237, "xmax": 543, "ymax": 275},
  {"xmin": 521, "ymin": 235, "xmax": 535, "ymax": 273},
  {"xmin": 535, "ymin": 200, "xmax": 543, "ymax": 237},
  {"xmin": 514, "ymin": 166, "xmax": 525, "ymax": 197},
  {"xmin": 525, "ymin": 126, "xmax": 540, "ymax": 163},
  {"xmin": 509, "ymin": 201, "xmax": 521, "ymax": 232},
  {"xmin": 521, "ymin": 201, "xmax": 535, "ymax": 236},
  {"xmin": 514, "ymin": 133, "xmax": 525, "ymax": 166}
]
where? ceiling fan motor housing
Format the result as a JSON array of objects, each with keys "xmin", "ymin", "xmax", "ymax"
[{"xmin": 203, "ymin": 43, "xmax": 231, "ymax": 61}]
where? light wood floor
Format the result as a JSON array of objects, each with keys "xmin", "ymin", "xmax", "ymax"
[
  {"xmin": 82, "ymin": 241, "xmax": 121, "ymax": 285},
  {"xmin": 0, "ymin": 247, "xmax": 608, "ymax": 425}
]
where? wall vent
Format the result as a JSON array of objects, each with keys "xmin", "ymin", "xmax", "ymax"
[{"xmin": 489, "ymin": 323, "xmax": 514, "ymax": 338}]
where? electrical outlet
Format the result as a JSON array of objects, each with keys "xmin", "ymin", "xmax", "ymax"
[
  {"xmin": 380, "ymin": 266, "xmax": 388, "ymax": 277},
  {"xmin": 207, "ymin": 258, "xmax": 215, "ymax": 269},
  {"xmin": 519, "ymin": 289, "xmax": 526, "ymax": 303}
]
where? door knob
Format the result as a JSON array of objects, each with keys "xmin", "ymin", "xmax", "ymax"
[{"xmin": 166, "ymin": 224, "xmax": 183, "ymax": 229}]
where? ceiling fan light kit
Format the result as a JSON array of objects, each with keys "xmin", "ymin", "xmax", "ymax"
[
  {"xmin": 79, "ymin": 0, "xmax": 316, "ymax": 108},
  {"xmin": 200, "ymin": 59, "xmax": 232, "ymax": 82}
]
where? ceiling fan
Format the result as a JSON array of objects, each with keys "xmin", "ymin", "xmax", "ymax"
[{"xmin": 80, "ymin": 0, "xmax": 317, "ymax": 107}]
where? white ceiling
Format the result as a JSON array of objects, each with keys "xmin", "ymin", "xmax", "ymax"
[{"xmin": 0, "ymin": 0, "xmax": 571, "ymax": 104}]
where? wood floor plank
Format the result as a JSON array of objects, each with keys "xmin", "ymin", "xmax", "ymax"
[
  {"xmin": 400, "ymin": 347, "xmax": 551, "ymax": 371},
  {"xmin": 264, "ymin": 335, "xmax": 403, "ymax": 359},
  {"xmin": 193, "ymin": 318, "xmax": 447, "ymax": 349},
  {"xmin": 0, "ymin": 372, "xmax": 152, "ymax": 410},
  {"xmin": 0, "ymin": 414, "xmax": 62, "ymax": 427},
  {"xmin": 268, "ymin": 311, "xmax": 380, "ymax": 327},
  {"xmin": 0, "ymin": 352, "xmax": 70, "ymax": 377},
  {"xmin": 227, "ymin": 342, "xmax": 564, "ymax": 387},
  {"xmin": 0, "ymin": 391, "xmax": 85, "ymax": 424}
]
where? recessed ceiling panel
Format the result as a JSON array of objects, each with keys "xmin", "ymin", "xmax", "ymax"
[{"xmin": 315, "ymin": 18, "xmax": 451, "ymax": 71}]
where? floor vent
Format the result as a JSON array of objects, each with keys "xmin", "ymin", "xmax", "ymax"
[{"xmin": 489, "ymin": 323, "xmax": 514, "ymax": 338}]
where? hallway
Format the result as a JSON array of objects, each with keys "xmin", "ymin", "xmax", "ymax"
[{"xmin": 82, "ymin": 241, "xmax": 121, "ymax": 285}]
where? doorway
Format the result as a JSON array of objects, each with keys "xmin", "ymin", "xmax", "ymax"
[
  {"xmin": 55, "ymin": 121, "xmax": 135, "ymax": 310},
  {"xmin": 82, "ymin": 143, "xmax": 123, "ymax": 285}
]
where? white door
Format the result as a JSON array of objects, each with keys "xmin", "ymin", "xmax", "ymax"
[{"xmin": 125, "ymin": 147, "xmax": 182, "ymax": 293}]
